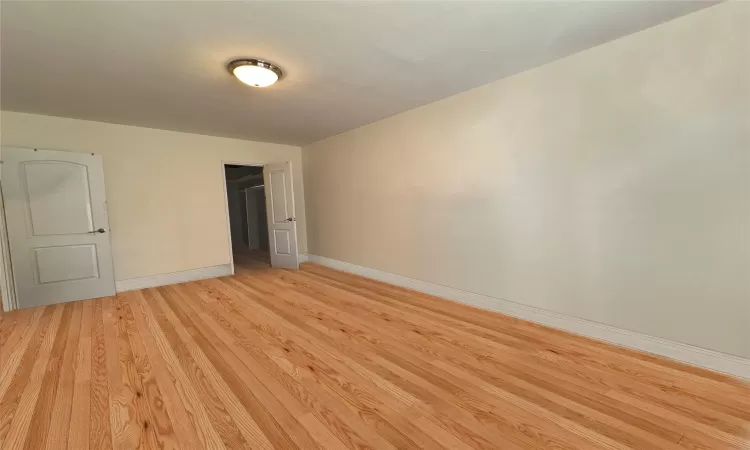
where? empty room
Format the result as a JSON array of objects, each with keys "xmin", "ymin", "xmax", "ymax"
[{"xmin": 0, "ymin": 1, "xmax": 748, "ymax": 449}]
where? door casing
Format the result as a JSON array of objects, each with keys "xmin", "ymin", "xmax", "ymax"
[{"xmin": 221, "ymin": 161, "xmax": 300, "ymax": 272}]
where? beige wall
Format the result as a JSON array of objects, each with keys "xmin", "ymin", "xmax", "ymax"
[
  {"xmin": 0, "ymin": 111, "xmax": 307, "ymax": 281},
  {"xmin": 303, "ymin": 3, "xmax": 750, "ymax": 357}
]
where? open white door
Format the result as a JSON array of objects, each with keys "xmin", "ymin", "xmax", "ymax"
[
  {"xmin": 1, "ymin": 147, "xmax": 116, "ymax": 309},
  {"xmin": 263, "ymin": 161, "xmax": 299, "ymax": 269}
]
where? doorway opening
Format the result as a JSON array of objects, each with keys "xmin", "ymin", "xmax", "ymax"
[{"xmin": 224, "ymin": 164, "xmax": 270, "ymax": 271}]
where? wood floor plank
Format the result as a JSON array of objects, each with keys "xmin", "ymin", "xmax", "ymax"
[
  {"xmin": 161, "ymin": 284, "xmax": 323, "ymax": 450},
  {"xmin": 110, "ymin": 294, "xmax": 167, "ymax": 449},
  {"xmin": 89, "ymin": 298, "xmax": 114, "ymax": 450},
  {"xmin": 44, "ymin": 301, "xmax": 83, "ymax": 450},
  {"xmin": 154, "ymin": 286, "xmax": 276, "ymax": 450},
  {"xmin": 272, "ymin": 270, "xmax": 689, "ymax": 447},
  {"xmin": 224, "ymin": 275, "xmax": 621, "ymax": 449},
  {"xmin": 0, "ymin": 260, "xmax": 747, "ymax": 449},
  {"xmin": 134, "ymin": 289, "xmax": 226, "ymax": 450},
  {"xmin": 0, "ymin": 305, "xmax": 56, "ymax": 446},
  {"xmin": 124, "ymin": 290, "xmax": 206, "ymax": 450},
  {"xmin": 145, "ymin": 288, "xmax": 250, "ymax": 450},
  {"xmin": 2, "ymin": 304, "xmax": 65, "ymax": 449},
  {"xmin": 102, "ymin": 296, "xmax": 138, "ymax": 449},
  {"xmin": 189, "ymin": 280, "xmax": 400, "ymax": 450},
  {"xmin": 68, "ymin": 299, "xmax": 93, "ymax": 450},
  {"xmin": 0, "ymin": 306, "xmax": 46, "ymax": 403},
  {"xmin": 208, "ymin": 278, "xmax": 440, "ymax": 427},
  {"xmin": 209, "ymin": 277, "xmax": 482, "ymax": 450},
  {"xmin": 0, "ymin": 308, "xmax": 33, "ymax": 362},
  {"xmin": 23, "ymin": 303, "xmax": 75, "ymax": 450},
  {"xmin": 214, "ymin": 280, "xmax": 536, "ymax": 448},
  {"xmin": 119, "ymin": 292, "xmax": 179, "ymax": 449}
]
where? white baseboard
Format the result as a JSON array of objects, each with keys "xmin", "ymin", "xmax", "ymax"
[
  {"xmin": 115, "ymin": 264, "xmax": 233, "ymax": 293},
  {"xmin": 298, "ymin": 253, "xmax": 309, "ymax": 263},
  {"xmin": 305, "ymin": 254, "xmax": 750, "ymax": 380}
]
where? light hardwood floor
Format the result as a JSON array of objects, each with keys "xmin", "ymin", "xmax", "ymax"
[{"xmin": 0, "ymin": 262, "xmax": 748, "ymax": 450}]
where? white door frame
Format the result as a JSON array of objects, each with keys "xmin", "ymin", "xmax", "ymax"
[
  {"xmin": 0, "ymin": 183, "xmax": 18, "ymax": 312},
  {"xmin": 221, "ymin": 160, "xmax": 298, "ymax": 273}
]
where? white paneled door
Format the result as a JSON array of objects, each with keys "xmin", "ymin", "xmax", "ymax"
[
  {"xmin": 2, "ymin": 147, "xmax": 115, "ymax": 309},
  {"xmin": 263, "ymin": 161, "xmax": 299, "ymax": 269}
]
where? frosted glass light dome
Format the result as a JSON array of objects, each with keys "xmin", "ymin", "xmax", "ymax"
[{"xmin": 228, "ymin": 59, "xmax": 282, "ymax": 88}]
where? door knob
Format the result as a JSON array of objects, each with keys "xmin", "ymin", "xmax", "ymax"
[
  {"xmin": 286, "ymin": 218, "xmax": 294, "ymax": 222},
  {"xmin": 90, "ymin": 228, "xmax": 107, "ymax": 234}
]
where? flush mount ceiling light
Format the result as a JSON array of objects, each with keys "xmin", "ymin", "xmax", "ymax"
[{"xmin": 228, "ymin": 59, "xmax": 282, "ymax": 87}]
